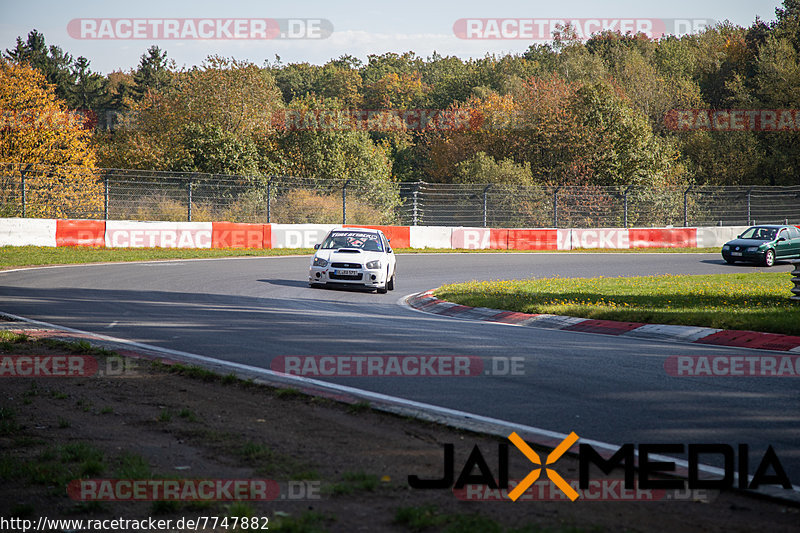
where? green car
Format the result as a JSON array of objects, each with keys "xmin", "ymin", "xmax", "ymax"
[{"xmin": 721, "ymin": 225, "xmax": 800, "ymax": 266}]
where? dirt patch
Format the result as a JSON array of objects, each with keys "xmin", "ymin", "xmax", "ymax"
[{"xmin": 0, "ymin": 333, "xmax": 798, "ymax": 532}]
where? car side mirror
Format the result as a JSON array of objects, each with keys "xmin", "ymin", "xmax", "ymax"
[
  {"xmin": 737, "ymin": 234, "xmax": 742, "ymax": 238},
  {"xmin": 314, "ymin": 244, "xmax": 320, "ymax": 249},
  {"xmin": 777, "ymin": 237, "xmax": 786, "ymax": 242}
]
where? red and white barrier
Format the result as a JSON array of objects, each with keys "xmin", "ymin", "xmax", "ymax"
[
  {"xmin": 1, "ymin": 217, "xmax": 794, "ymax": 251},
  {"xmin": 104, "ymin": 221, "xmax": 212, "ymax": 248},
  {"xmin": 410, "ymin": 226, "xmax": 452, "ymax": 249},
  {"xmin": 56, "ymin": 219, "xmax": 105, "ymax": 247},
  {"xmin": 558, "ymin": 229, "xmax": 630, "ymax": 250},
  {"xmin": 344, "ymin": 225, "xmax": 410, "ymax": 248},
  {"xmin": 270, "ymin": 224, "xmax": 338, "ymax": 248},
  {"xmin": 0, "ymin": 217, "xmax": 56, "ymax": 246},
  {"xmin": 696, "ymin": 226, "xmax": 749, "ymax": 248},
  {"xmin": 629, "ymin": 228, "xmax": 696, "ymax": 248},
  {"xmin": 211, "ymin": 222, "xmax": 271, "ymax": 249},
  {"xmin": 451, "ymin": 228, "xmax": 491, "ymax": 249}
]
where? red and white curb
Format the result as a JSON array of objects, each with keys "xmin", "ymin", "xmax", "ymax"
[{"xmin": 407, "ymin": 290, "xmax": 800, "ymax": 354}]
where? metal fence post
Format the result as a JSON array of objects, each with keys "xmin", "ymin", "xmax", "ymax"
[
  {"xmin": 483, "ymin": 184, "xmax": 491, "ymax": 227},
  {"xmin": 553, "ymin": 186, "xmax": 562, "ymax": 228},
  {"xmin": 104, "ymin": 173, "xmax": 110, "ymax": 220},
  {"xmin": 746, "ymin": 186, "xmax": 753, "ymax": 225},
  {"xmin": 791, "ymin": 260, "xmax": 800, "ymax": 302},
  {"xmin": 623, "ymin": 185, "xmax": 633, "ymax": 228},
  {"xmin": 187, "ymin": 179, "xmax": 193, "ymax": 222},
  {"xmin": 20, "ymin": 172, "xmax": 26, "ymax": 218},
  {"xmin": 266, "ymin": 177, "xmax": 273, "ymax": 223},
  {"xmin": 412, "ymin": 182, "xmax": 420, "ymax": 226},
  {"xmin": 684, "ymin": 185, "xmax": 693, "ymax": 227},
  {"xmin": 20, "ymin": 164, "xmax": 33, "ymax": 217},
  {"xmin": 342, "ymin": 179, "xmax": 351, "ymax": 224}
]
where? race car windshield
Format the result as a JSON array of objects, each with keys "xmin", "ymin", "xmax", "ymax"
[
  {"xmin": 321, "ymin": 232, "xmax": 383, "ymax": 251},
  {"xmin": 740, "ymin": 227, "xmax": 778, "ymax": 240}
]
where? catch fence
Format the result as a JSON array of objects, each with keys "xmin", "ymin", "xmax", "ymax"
[{"xmin": 1, "ymin": 165, "xmax": 798, "ymax": 228}]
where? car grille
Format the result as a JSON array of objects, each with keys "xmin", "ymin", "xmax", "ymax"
[
  {"xmin": 331, "ymin": 262, "xmax": 362, "ymax": 269},
  {"xmin": 330, "ymin": 272, "xmax": 363, "ymax": 281}
]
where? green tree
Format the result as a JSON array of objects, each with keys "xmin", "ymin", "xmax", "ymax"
[
  {"xmin": 132, "ymin": 46, "xmax": 174, "ymax": 99},
  {"xmin": 5, "ymin": 29, "xmax": 77, "ymax": 106},
  {"xmin": 272, "ymin": 62, "xmax": 319, "ymax": 104},
  {"xmin": 71, "ymin": 56, "xmax": 109, "ymax": 110}
]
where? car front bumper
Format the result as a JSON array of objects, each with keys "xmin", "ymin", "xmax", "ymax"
[
  {"xmin": 309, "ymin": 266, "xmax": 387, "ymax": 288},
  {"xmin": 722, "ymin": 250, "xmax": 765, "ymax": 263}
]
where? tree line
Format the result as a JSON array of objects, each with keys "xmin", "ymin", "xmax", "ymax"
[{"xmin": 2, "ymin": 0, "xmax": 799, "ymax": 196}]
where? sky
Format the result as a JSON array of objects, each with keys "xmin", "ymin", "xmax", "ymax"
[{"xmin": 0, "ymin": 0, "xmax": 786, "ymax": 74}]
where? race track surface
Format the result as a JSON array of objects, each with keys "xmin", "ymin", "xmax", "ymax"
[{"xmin": 1, "ymin": 253, "xmax": 798, "ymax": 483}]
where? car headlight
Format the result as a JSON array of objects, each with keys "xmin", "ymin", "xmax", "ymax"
[
  {"xmin": 745, "ymin": 247, "xmax": 759, "ymax": 252},
  {"xmin": 722, "ymin": 245, "xmax": 730, "ymax": 250},
  {"xmin": 366, "ymin": 260, "xmax": 381, "ymax": 269},
  {"xmin": 313, "ymin": 257, "xmax": 328, "ymax": 267}
]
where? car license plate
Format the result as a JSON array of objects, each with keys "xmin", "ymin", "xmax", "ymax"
[
  {"xmin": 336, "ymin": 269, "xmax": 359, "ymax": 276},
  {"xmin": 731, "ymin": 252, "xmax": 742, "ymax": 256}
]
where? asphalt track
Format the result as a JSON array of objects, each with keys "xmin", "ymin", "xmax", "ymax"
[{"xmin": 1, "ymin": 253, "xmax": 798, "ymax": 484}]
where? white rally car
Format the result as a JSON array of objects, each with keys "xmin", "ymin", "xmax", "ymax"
[{"xmin": 308, "ymin": 228, "xmax": 397, "ymax": 293}]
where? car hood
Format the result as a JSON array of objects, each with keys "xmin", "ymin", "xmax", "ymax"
[
  {"xmin": 314, "ymin": 248, "xmax": 385, "ymax": 263},
  {"xmin": 725, "ymin": 239, "xmax": 768, "ymax": 248}
]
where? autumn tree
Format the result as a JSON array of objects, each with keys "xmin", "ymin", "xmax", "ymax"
[
  {"xmin": 0, "ymin": 58, "xmax": 102, "ymax": 218},
  {"xmin": 270, "ymin": 95, "xmax": 399, "ymax": 221},
  {"xmin": 98, "ymin": 56, "xmax": 283, "ymax": 174}
]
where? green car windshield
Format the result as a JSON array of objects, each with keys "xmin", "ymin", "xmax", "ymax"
[{"xmin": 740, "ymin": 227, "xmax": 778, "ymax": 240}]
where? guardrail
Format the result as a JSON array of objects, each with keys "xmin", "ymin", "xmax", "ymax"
[{"xmin": 0, "ymin": 217, "xmax": 776, "ymax": 250}]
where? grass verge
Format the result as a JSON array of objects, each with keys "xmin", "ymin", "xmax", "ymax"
[
  {"xmin": 0, "ymin": 246, "xmax": 315, "ymax": 269},
  {"xmin": 435, "ymin": 272, "xmax": 800, "ymax": 336},
  {"xmin": 0, "ymin": 245, "xmax": 721, "ymax": 270}
]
